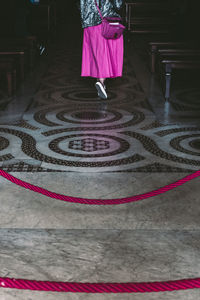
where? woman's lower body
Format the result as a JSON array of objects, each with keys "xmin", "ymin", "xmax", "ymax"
[{"xmin": 81, "ymin": 23, "xmax": 124, "ymax": 99}]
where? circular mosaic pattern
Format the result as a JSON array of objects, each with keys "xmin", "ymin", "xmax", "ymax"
[
  {"xmin": 34, "ymin": 106, "xmax": 145, "ymax": 130},
  {"xmin": 62, "ymin": 89, "xmax": 116, "ymax": 102},
  {"xmin": 72, "ymin": 111, "xmax": 106, "ymax": 120},
  {"xmin": 34, "ymin": 106, "xmax": 62, "ymax": 127},
  {"xmin": 57, "ymin": 109, "xmax": 122, "ymax": 125},
  {"xmin": 0, "ymin": 128, "xmax": 144, "ymax": 168},
  {"xmin": 41, "ymin": 87, "xmax": 135, "ymax": 105},
  {"xmin": 43, "ymin": 110, "xmax": 145, "ymax": 137},
  {"xmin": 189, "ymin": 139, "xmax": 200, "ymax": 150},
  {"xmin": 37, "ymin": 83, "xmax": 145, "ymax": 105},
  {"xmin": 124, "ymin": 131, "xmax": 200, "ymax": 166},
  {"xmin": 170, "ymin": 134, "xmax": 200, "ymax": 156},
  {"xmin": 0, "ymin": 136, "xmax": 9, "ymax": 151},
  {"xmin": 156, "ymin": 127, "xmax": 200, "ymax": 137},
  {"xmin": 49, "ymin": 134, "xmax": 130, "ymax": 158}
]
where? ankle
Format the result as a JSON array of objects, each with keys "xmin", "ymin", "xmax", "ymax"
[{"xmin": 98, "ymin": 78, "xmax": 105, "ymax": 85}]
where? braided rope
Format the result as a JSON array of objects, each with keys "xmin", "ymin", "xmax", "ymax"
[
  {"xmin": 0, "ymin": 170, "xmax": 200, "ymax": 292},
  {"xmin": 0, "ymin": 169, "xmax": 199, "ymax": 205},
  {"xmin": 1, "ymin": 277, "xmax": 200, "ymax": 293}
]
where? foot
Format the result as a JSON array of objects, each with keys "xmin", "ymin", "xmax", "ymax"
[
  {"xmin": 95, "ymin": 82, "xmax": 107, "ymax": 99},
  {"xmin": 98, "ymin": 83, "xmax": 106, "ymax": 96}
]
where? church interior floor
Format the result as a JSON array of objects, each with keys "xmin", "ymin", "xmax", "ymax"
[{"xmin": 0, "ymin": 29, "xmax": 200, "ymax": 299}]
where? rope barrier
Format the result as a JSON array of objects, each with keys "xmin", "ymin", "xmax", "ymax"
[
  {"xmin": 0, "ymin": 169, "xmax": 199, "ymax": 205},
  {"xmin": 0, "ymin": 169, "xmax": 200, "ymax": 293},
  {"xmin": 1, "ymin": 277, "xmax": 200, "ymax": 293}
]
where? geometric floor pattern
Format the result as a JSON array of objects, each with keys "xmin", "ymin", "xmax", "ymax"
[
  {"xmin": 1, "ymin": 29, "xmax": 200, "ymax": 300},
  {"xmin": 0, "ymin": 40, "xmax": 200, "ymax": 173}
]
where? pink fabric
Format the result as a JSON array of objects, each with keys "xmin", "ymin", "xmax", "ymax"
[{"xmin": 81, "ymin": 24, "xmax": 124, "ymax": 78}]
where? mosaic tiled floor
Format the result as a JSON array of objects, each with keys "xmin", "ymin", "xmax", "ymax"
[
  {"xmin": 0, "ymin": 36, "xmax": 200, "ymax": 173},
  {"xmin": 1, "ymin": 29, "xmax": 200, "ymax": 300}
]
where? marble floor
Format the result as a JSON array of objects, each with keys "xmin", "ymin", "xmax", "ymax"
[{"xmin": 0, "ymin": 26, "xmax": 200, "ymax": 299}]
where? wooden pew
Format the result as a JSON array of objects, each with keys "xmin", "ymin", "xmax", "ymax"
[
  {"xmin": 157, "ymin": 50, "xmax": 200, "ymax": 100},
  {"xmin": 126, "ymin": 1, "xmax": 176, "ymax": 34},
  {"xmin": 149, "ymin": 42, "xmax": 191, "ymax": 73},
  {"xmin": 0, "ymin": 36, "xmax": 37, "ymax": 71},
  {"xmin": 162, "ymin": 60, "xmax": 200, "ymax": 100},
  {"xmin": 0, "ymin": 58, "xmax": 16, "ymax": 96},
  {"xmin": 0, "ymin": 47, "xmax": 27, "ymax": 81}
]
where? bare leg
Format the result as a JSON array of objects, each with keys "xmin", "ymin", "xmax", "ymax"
[{"xmin": 98, "ymin": 78, "xmax": 106, "ymax": 86}]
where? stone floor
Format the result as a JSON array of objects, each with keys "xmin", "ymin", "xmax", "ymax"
[{"xmin": 0, "ymin": 25, "xmax": 200, "ymax": 299}]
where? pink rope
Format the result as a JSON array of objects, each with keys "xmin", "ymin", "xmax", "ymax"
[
  {"xmin": 1, "ymin": 277, "xmax": 200, "ymax": 293},
  {"xmin": 0, "ymin": 169, "xmax": 199, "ymax": 205},
  {"xmin": 0, "ymin": 171, "xmax": 200, "ymax": 292}
]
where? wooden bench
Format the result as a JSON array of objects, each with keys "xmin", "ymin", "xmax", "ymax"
[
  {"xmin": 0, "ymin": 36, "xmax": 37, "ymax": 71},
  {"xmin": 0, "ymin": 58, "xmax": 16, "ymax": 96},
  {"xmin": 126, "ymin": 1, "xmax": 175, "ymax": 34},
  {"xmin": 156, "ymin": 50, "xmax": 200, "ymax": 100},
  {"xmin": 0, "ymin": 47, "xmax": 27, "ymax": 81},
  {"xmin": 149, "ymin": 42, "xmax": 192, "ymax": 73}
]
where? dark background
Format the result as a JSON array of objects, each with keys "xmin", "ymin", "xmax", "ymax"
[{"xmin": 0, "ymin": 0, "xmax": 199, "ymax": 42}]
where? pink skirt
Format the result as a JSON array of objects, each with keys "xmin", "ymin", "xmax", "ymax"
[{"xmin": 81, "ymin": 23, "xmax": 124, "ymax": 78}]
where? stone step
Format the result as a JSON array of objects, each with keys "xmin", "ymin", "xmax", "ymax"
[
  {"xmin": 0, "ymin": 229, "xmax": 200, "ymax": 299},
  {"xmin": 0, "ymin": 172, "xmax": 199, "ymax": 230},
  {"xmin": 1, "ymin": 289, "xmax": 200, "ymax": 300}
]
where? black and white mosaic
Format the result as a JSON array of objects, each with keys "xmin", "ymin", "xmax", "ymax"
[{"xmin": 0, "ymin": 42, "xmax": 200, "ymax": 172}]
